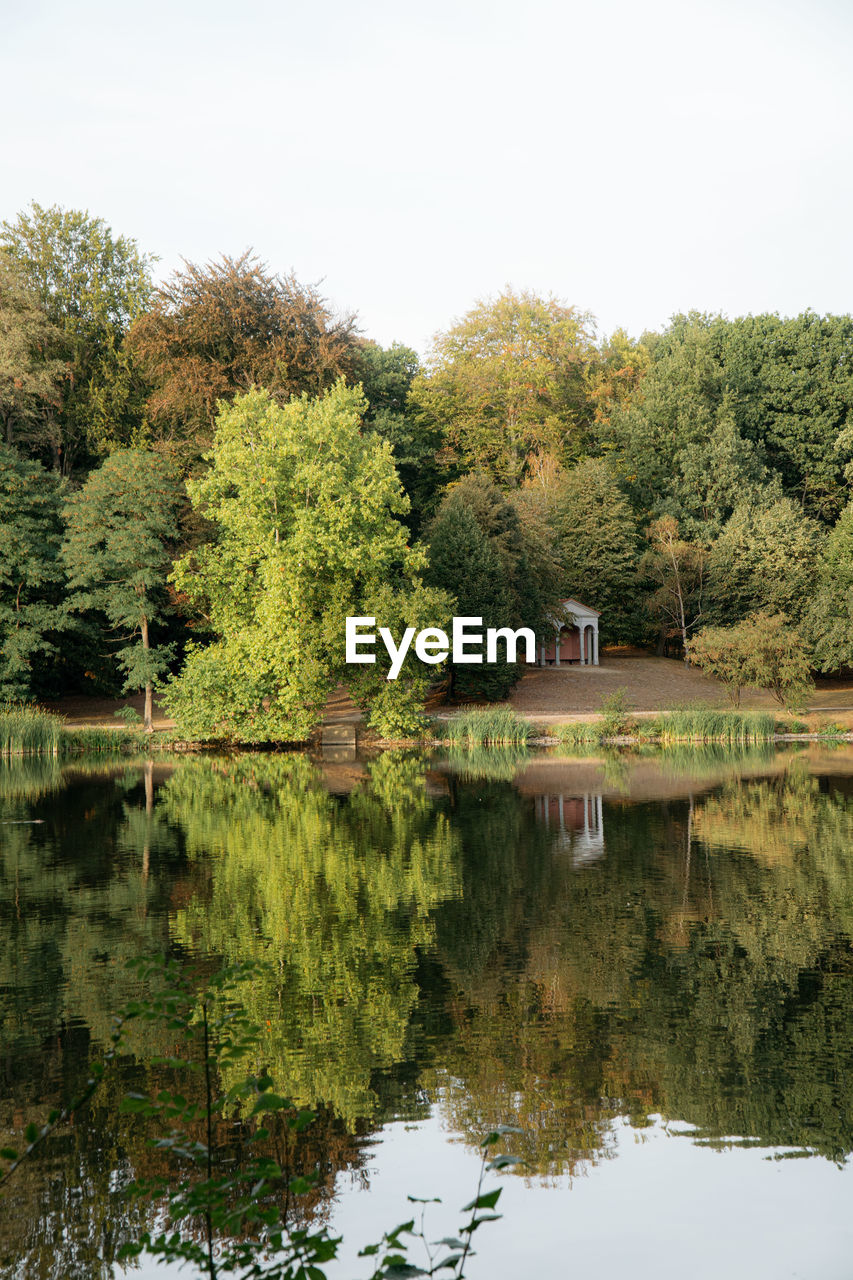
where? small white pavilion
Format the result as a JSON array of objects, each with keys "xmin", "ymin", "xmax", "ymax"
[{"xmin": 537, "ymin": 597, "xmax": 601, "ymax": 667}]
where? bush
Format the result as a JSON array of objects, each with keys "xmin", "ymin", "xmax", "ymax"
[
  {"xmin": 598, "ymin": 687, "xmax": 631, "ymax": 737},
  {"xmin": 690, "ymin": 612, "xmax": 813, "ymax": 710}
]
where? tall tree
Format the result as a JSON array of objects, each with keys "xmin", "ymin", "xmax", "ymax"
[
  {"xmin": 164, "ymin": 383, "xmax": 448, "ymax": 741},
  {"xmin": 0, "ymin": 446, "xmax": 67, "ymax": 697},
  {"xmin": 640, "ymin": 516, "xmax": 708, "ymax": 660},
  {"xmin": 354, "ymin": 340, "xmax": 445, "ymax": 535},
  {"xmin": 803, "ymin": 500, "xmax": 853, "ymax": 672},
  {"xmin": 0, "ymin": 202, "xmax": 154, "ymax": 471},
  {"xmin": 707, "ymin": 494, "xmax": 821, "ymax": 626},
  {"xmin": 555, "ymin": 459, "xmax": 641, "ymax": 644},
  {"xmin": 61, "ymin": 451, "xmax": 183, "ymax": 730},
  {"xmin": 128, "ymin": 253, "xmax": 360, "ymax": 468},
  {"xmin": 0, "ymin": 264, "xmax": 64, "ymax": 451},
  {"xmin": 410, "ymin": 289, "xmax": 597, "ymax": 486}
]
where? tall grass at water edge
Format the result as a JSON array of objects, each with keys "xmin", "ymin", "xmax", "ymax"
[
  {"xmin": 647, "ymin": 707, "xmax": 777, "ymax": 744},
  {"xmin": 0, "ymin": 703, "xmax": 135, "ymax": 757},
  {"xmin": 441, "ymin": 706, "xmax": 532, "ymax": 746},
  {"xmin": 0, "ymin": 703, "xmax": 63, "ymax": 756}
]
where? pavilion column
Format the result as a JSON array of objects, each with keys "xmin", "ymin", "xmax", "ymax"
[
  {"xmin": 555, "ymin": 628, "xmax": 561, "ymax": 666},
  {"xmin": 593, "ymin": 624, "xmax": 599, "ymax": 665},
  {"xmin": 539, "ymin": 641, "xmax": 545, "ymax": 668},
  {"xmin": 579, "ymin": 625, "xmax": 586, "ymax": 666}
]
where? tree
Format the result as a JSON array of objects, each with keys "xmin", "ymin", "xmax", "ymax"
[
  {"xmin": 426, "ymin": 501, "xmax": 513, "ymax": 700},
  {"xmin": 555, "ymin": 459, "xmax": 641, "ymax": 644},
  {"xmin": 164, "ymin": 383, "xmax": 447, "ymax": 741},
  {"xmin": 354, "ymin": 341, "xmax": 445, "ymax": 536},
  {"xmin": 0, "ymin": 202, "xmax": 154, "ymax": 471},
  {"xmin": 0, "ymin": 264, "xmax": 65, "ymax": 451},
  {"xmin": 690, "ymin": 614, "xmax": 813, "ymax": 708},
  {"xmin": 707, "ymin": 495, "xmax": 821, "ymax": 626},
  {"xmin": 128, "ymin": 253, "xmax": 359, "ymax": 468},
  {"xmin": 410, "ymin": 289, "xmax": 597, "ymax": 486},
  {"xmin": 0, "ymin": 446, "xmax": 67, "ymax": 697},
  {"xmin": 61, "ymin": 451, "xmax": 183, "ymax": 730},
  {"xmin": 640, "ymin": 516, "xmax": 707, "ymax": 659},
  {"xmin": 803, "ymin": 500, "xmax": 853, "ymax": 672}
]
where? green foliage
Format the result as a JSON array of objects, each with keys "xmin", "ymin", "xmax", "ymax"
[
  {"xmin": 410, "ymin": 289, "xmax": 596, "ymax": 486},
  {"xmin": 803, "ymin": 500, "xmax": 853, "ymax": 672},
  {"xmin": 650, "ymin": 706, "xmax": 777, "ymax": 743},
  {"xmin": 426, "ymin": 475, "xmax": 547, "ymax": 701},
  {"xmin": 708, "ymin": 495, "xmax": 821, "ymax": 625},
  {"xmin": 443, "ymin": 707, "xmax": 531, "ymax": 746},
  {"xmin": 165, "ymin": 383, "xmax": 447, "ymax": 741},
  {"xmin": 61, "ymin": 450, "xmax": 183, "ymax": 729},
  {"xmin": 693, "ymin": 612, "xmax": 813, "ymax": 710},
  {"xmin": 556, "ymin": 458, "xmax": 641, "ymax": 644},
  {"xmin": 640, "ymin": 515, "xmax": 707, "ymax": 655},
  {"xmin": 554, "ymin": 720, "xmax": 602, "ymax": 747},
  {"xmin": 0, "ymin": 445, "xmax": 67, "ymax": 697},
  {"xmin": 0, "ymin": 702, "xmax": 62, "ymax": 756},
  {"xmin": 598, "ymin": 687, "xmax": 632, "ymax": 737},
  {"xmin": 0, "ymin": 262, "xmax": 65, "ymax": 453},
  {"xmin": 0, "ymin": 201, "xmax": 153, "ymax": 470}
]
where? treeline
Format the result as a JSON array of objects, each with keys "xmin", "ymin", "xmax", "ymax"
[{"xmin": 1, "ymin": 201, "xmax": 852, "ymax": 735}]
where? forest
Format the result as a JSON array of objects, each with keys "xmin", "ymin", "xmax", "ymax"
[{"xmin": 2, "ymin": 200, "xmax": 852, "ymax": 738}]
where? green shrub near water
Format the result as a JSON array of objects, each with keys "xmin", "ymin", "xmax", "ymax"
[{"xmin": 443, "ymin": 706, "xmax": 531, "ymax": 746}]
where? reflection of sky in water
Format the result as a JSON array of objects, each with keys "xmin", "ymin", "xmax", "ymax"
[{"xmin": 328, "ymin": 1110, "xmax": 853, "ymax": 1280}]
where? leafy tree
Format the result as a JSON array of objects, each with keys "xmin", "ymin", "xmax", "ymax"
[
  {"xmin": 713, "ymin": 312, "xmax": 853, "ymax": 522},
  {"xmin": 555, "ymin": 458, "xmax": 641, "ymax": 644},
  {"xmin": 692, "ymin": 613, "xmax": 812, "ymax": 708},
  {"xmin": 164, "ymin": 383, "xmax": 445, "ymax": 740},
  {"xmin": 61, "ymin": 451, "xmax": 183, "ymax": 730},
  {"xmin": 426, "ymin": 502, "xmax": 512, "ymax": 700},
  {"xmin": 128, "ymin": 253, "xmax": 359, "ymax": 468},
  {"xmin": 802, "ymin": 500, "xmax": 853, "ymax": 672},
  {"xmin": 410, "ymin": 289, "xmax": 596, "ymax": 486},
  {"xmin": 0, "ymin": 202, "xmax": 153, "ymax": 471},
  {"xmin": 640, "ymin": 516, "xmax": 707, "ymax": 658},
  {"xmin": 707, "ymin": 495, "xmax": 821, "ymax": 625},
  {"xmin": 0, "ymin": 264, "xmax": 64, "ymax": 451},
  {"xmin": 355, "ymin": 341, "xmax": 445, "ymax": 536},
  {"xmin": 0, "ymin": 446, "xmax": 67, "ymax": 696}
]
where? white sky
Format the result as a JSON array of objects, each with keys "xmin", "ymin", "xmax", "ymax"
[{"xmin": 3, "ymin": 0, "xmax": 852, "ymax": 355}]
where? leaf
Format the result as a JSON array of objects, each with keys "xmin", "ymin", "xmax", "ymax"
[
  {"xmin": 0, "ymin": 1147, "xmax": 18, "ymax": 1161},
  {"xmin": 461, "ymin": 1189, "xmax": 502, "ymax": 1213}
]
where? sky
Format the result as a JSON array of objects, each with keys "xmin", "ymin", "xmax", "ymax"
[{"xmin": 3, "ymin": 0, "xmax": 852, "ymax": 355}]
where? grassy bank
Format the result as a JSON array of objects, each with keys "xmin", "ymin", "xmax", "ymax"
[
  {"xmin": 438, "ymin": 706, "xmax": 532, "ymax": 746},
  {"xmin": 0, "ymin": 703, "xmax": 143, "ymax": 757}
]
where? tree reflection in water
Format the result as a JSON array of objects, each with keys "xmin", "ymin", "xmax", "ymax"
[{"xmin": 1, "ymin": 747, "xmax": 853, "ymax": 1275}]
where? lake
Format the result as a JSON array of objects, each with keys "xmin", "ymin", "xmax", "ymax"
[{"xmin": 1, "ymin": 744, "xmax": 853, "ymax": 1279}]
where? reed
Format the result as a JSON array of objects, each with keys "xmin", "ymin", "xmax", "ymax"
[
  {"xmin": 0, "ymin": 702, "xmax": 63, "ymax": 756},
  {"xmin": 443, "ymin": 706, "xmax": 532, "ymax": 746},
  {"xmin": 650, "ymin": 706, "xmax": 777, "ymax": 744}
]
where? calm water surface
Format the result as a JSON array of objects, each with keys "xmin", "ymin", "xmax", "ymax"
[{"xmin": 1, "ymin": 745, "xmax": 853, "ymax": 1278}]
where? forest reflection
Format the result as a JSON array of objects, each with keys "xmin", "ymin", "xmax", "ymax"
[{"xmin": 1, "ymin": 747, "xmax": 853, "ymax": 1276}]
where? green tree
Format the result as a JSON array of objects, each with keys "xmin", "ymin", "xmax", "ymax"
[
  {"xmin": 802, "ymin": 500, "xmax": 853, "ymax": 672},
  {"xmin": 0, "ymin": 264, "xmax": 65, "ymax": 452},
  {"xmin": 128, "ymin": 253, "xmax": 359, "ymax": 469},
  {"xmin": 555, "ymin": 458, "xmax": 641, "ymax": 644},
  {"xmin": 707, "ymin": 495, "xmax": 821, "ymax": 626},
  {"xmin": 0, "ymin": 446, "xmax": 67, "ymax": 697},
  {"xmin": 355, "ymin": 341, "xmax": 446, "ymax": 535},
  {"xmin": 164, "ymin": 383, "xmax": 444, "ymax": 741},
  {"xmin": 410, "ymin": 289, "xmax": 596, "ymax": 486},
  {"xmin": 0, "ymin": 202, "xmax": 154, "ymax": 471},
  {"xmin": 640, "ymin": 515, "xmax": 707, "ymax": 659},
  {"xmin": 61, "ymin": 451, "xmax": 183, "ymax": 730}
]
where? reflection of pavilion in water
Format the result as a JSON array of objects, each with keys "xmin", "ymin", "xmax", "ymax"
[{"xmin": 534, "ymin": 792, "xmax": 605, "ymax": 865}]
